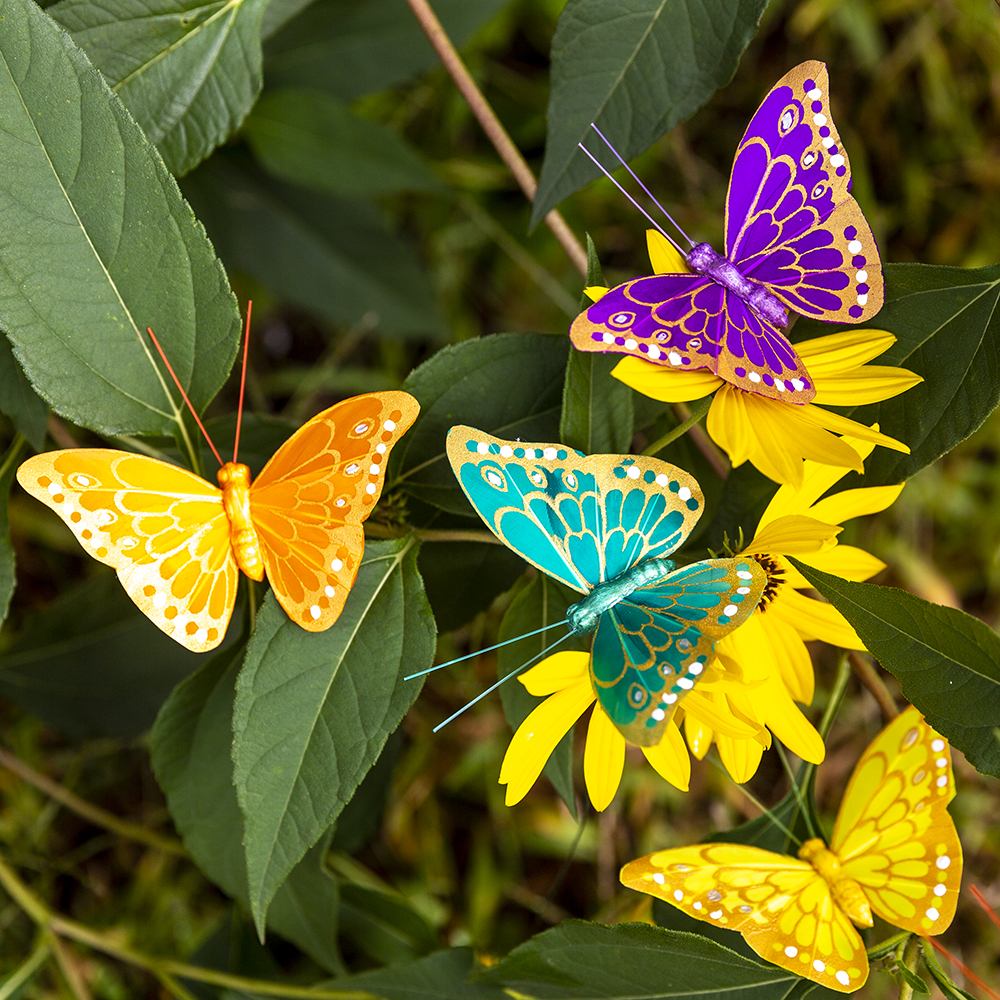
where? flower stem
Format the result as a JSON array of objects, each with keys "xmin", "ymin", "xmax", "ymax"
[
  {"xmin": 0, "ymin": 939, "xmax": 50, "ymax": 1000},
  {"xmin": 897, "ymin": 934, "xmax": 920, "ymax": 1000},
  {"xmin": 403, "ymin": 0, "xmax": 588, "ymax": 277},
  {"xmin": 818, "ymin": 654, "xmax": 852, "ymax": 741},
  {"xmin": 641, "ymin": 397, "xmax": 713, "ymax": 456}
]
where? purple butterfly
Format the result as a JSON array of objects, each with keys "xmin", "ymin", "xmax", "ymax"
[{"xmin": 570, "ymin": 61, "xmax": 883, "ymax": 404}]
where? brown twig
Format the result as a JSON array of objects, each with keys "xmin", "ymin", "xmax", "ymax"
[
  {"xmin": 48, "ymin": 934, "xmax": 93, "ymax": 1000},
  {"xmin": 404, "ymin": 0, "xmax": 588, "ymax": 277},
  {"xmin": 46, "ymin": 414, "xmax": 79, "ymax": 449},
  {"xmin": 848, "ymin": 652, "xmax": 898, "ymax": 720}
]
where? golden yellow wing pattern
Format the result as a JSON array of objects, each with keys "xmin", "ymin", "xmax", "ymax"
[
  {"xmin": 831, "ymin": 705, "xmax": 962, "ymax": 937},
  {"xmin": 16, "ymin": 450, "xmax": 238, "ymax": 653},
  {"xmin": 249, "ymin": 391, "xmax": 419, "ymax": 631},
  {"xmin": 620, "ymin": 843, "xmax": 868, "ymax": 992}
]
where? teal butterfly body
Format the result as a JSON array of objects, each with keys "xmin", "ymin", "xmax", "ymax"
[{"xmin": 446, "ymin": 426, "xmax": 766, "ymax": 746}]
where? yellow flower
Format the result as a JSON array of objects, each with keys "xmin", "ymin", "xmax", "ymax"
[{"xmin": 594, "ymin": 232, "xmax": 923, "ymax": 487}]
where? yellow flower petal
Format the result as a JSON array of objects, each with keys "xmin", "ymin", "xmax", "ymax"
[
  {"xmin": 744, "ymin": 514, "xmax": 842, "ymax": 555},
  {"xmin": 807, "ymin": 484, "xmax": 904, "ymax": 524},
  {"xmin": 684, "ymin": 714, "xmax": 714, "ymax": 760},
  {"xmin": 519, "ymin": 650, "xmax": 590, "ymax": 697},
  {"xmin": 756, "ymin": 612, "xmax": 815, "ymax": 704},
  {"xmin": 646, "ymin": 230, "xmax": 690, "ymax": 275},
  {"xmin": 681, "ymin": 688, "xmax": 763, "ymax": 739},
  {"xmin": 745, "ymin": 677, "xmax": 825, "ymax": 764},
  {"xmin": 795, "ymin": 328, "xmax": 896, "ymax": 372},
  {"xmin": 797, "ymin": 545, "xmax": 886, "ymax": 582},
  {"xmin": 499, "ymin": 677, "xmax": 594, "ymax": 805},
  {"xmin": 768, "ymin": 588, "xmax": 864, "ymax": 649},
  {"xmin": 641, "ymin": 722, "xmax": 690, "ymax": 791},
  {"xmin": 715, "ymin": 613, "xmax": 774, "ymax": 684},
  {"xmin": 812, "ymin": 366, "xmax": 923, "ymax": 406},
  {"xmin": 717, "ymin": 728, "xmax": 764, "ymax": 783},
  {"xmin": 613, "ymin": 356, "xmax": 722, "ymax": 402},
  {"xmin": 707, "ymin": 386, "xmax": 755, "ymax": 467},
  {"xmin": 584, "ymin": 286, "xmax": 609, "ymax": 302},
  {"xmin": 584, "ymin": 705, "xmax": 626, "ymax": 811},
  {"xmin": 798, "ymin": 404, "xmax": 910, "ymax": 454}
]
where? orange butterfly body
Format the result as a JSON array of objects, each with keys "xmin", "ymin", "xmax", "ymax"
[
  {"xmin": 621, "ymin": 706, "xmax": 962, "ymax": 992},
  {"xmin": 16, "ymin": 391, "xmax": 419, "ymax": 653}
]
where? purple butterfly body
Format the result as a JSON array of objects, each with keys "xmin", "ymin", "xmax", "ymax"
[{"xmin": 570, "ymin": 61, "xmax": 883, "ymax": 403}]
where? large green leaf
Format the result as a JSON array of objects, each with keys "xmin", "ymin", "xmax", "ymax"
[
  {"xmin": 394, "ymin": 333, "xmax": 569, "ymax": 514},
  {"xmin": 0, "ymin": 0, "xmax": 239, "ymax": 437},
  {"xmin": 531, "ymin": 0, "xmax": 770, "ymax": 226},
  {"xmin": 149, "ymin": 644, "xmax": 345, "ymax": 972},
  {"xmin": 791, "ymin": 559, "xmax": 1000, "ymax": 779},
  {"xmin": 0, "ymin": 335, "xmax": 47, "ymax": 450},
  {"xmin": 799, "ymin": 262, "xmax": 1000, "ymax": 486},
  {"xmin": 338, "ymin": 882, "xmax": 440, "ymax": 965},
  {"xmin": 182, "ymin": 150, "xmax": 443, "ymax": 338},
  {"xmin": 232, "ymin": 538, "xmax": 435, "ymax": 933},
  {"xmin": 479, "ymin": 920, "xmax": 807, "ymax": 999},
  {"xmin": 497, "ymin": 576, "xmax": 588, "ymax": 816},
  {"xmin": 245, "ymin": 89, "xmax": 442, "ymax": 197},
  {"xmin": 51, "ymin": 0, "xmax": 268, "ymax": 176},
  {"xmin": 263, "ymin": 0, "xmax": 512, "ymax": 100}
]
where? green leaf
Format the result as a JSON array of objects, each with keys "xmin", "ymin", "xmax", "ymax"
[
  {"xmin": 894, "ymin": 964, "xmax": 929, "ymax": 995},
  {"xmin": 479, "ymin": 920, "xmax": 806, "ymax": 998},
  {"xmin": 531, "ymin": 0, "xmax": 770, "ymax": 226},
  {"xmin": 50, "ymin": 0, "xmax": 268, "ymax": 176},
  {"xmin": 338, "ymin": 882, "xmax": 439, "ymax": 965},
  {"xmin": 149, "ymin": 643, "xmax": 345, "ymax": 971},
  {"xmin": 245, "ymin": 89, "xmax": 443, "ymax": 197},
  {"xmin": 919, "ymin": 939, "xmax": 979, "ymax": 1000},
  {"xmin": 797, "ymin": 262, "xmax": 1000, "ymax": 486},
  {"xmin": 395, "ymin": 333, "xmax": 569, "ymax": 514},
  {"xmin": 182, "ymin": 150, "xmax": 444, "ymax": 338},
  {"xmin": 790, "ymin": 558, "xmax": 1000, "ymax": 779},
  {"xmin": 331, "ymin": 729, "xmax": 403, "ymax": 854},
  {"xmin": 497, "ymin": 576, "xmax": 588, "ymax": 816},
  {"xmin": 0, "ymin": 335, "xmax": 47, "ymax": 450},
  {"xmin": 560, "ymin": 350, "xmax": 635, "ymax": 454},
  {"xmin": 232, "ymin": 537, "xmax": 435, "ymax": 934},
  {"xmin": 0, "ymin": 0, "xmax": 240, "ymax": 437},
  {"xmin": 264, "ymin": 0, "xmax": 512, "ymax": 101},
  {"xmin": 0, "ymin": 439, "xmax": 25, "ymax": 629}
]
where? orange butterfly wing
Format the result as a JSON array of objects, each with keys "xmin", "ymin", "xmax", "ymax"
[
  {"xmin": 248, "ymin": 391, "xmax": 419, "ymax": 631},
  {"xmin": 832, "ymin": 705, "xmax": 962, "ymax": 937},
  {"xmin": 621, "ymin": 844, "xmax": 868, "ymax": 992},
  {"xmin": 16, "ymin": 450, "xmax": 238, "ymax": 653}
]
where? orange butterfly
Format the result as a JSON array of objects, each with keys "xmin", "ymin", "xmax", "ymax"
[
  {"xmin": 621, "ymin": 705, "xmax": 962, "ymax": 993},
  {"xmin": 17, "ymin": 391, "xmax": 419, "ymax": 653}
]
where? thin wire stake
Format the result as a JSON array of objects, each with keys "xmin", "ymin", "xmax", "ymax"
[
  {"xmin": 588, "ymin": 123, "xmax": 695, "ymax": 249},
  {"xmin": 405, "ymin": 620, "xmax": 570, "ymax": 680},
  {"xmin": 146, "ymin": 326, "xmax": 223, "ymax": 467},
  {"xmin": 232, "ymin": 300, "xmax": 253, "ymax": 466},
  {"xmin": 432, "ymin": 632, "xmax": 572, "ymax": 732},
  {"xmin": 576, "ymin": 143, "xmax": 683, "ymax": 254}
]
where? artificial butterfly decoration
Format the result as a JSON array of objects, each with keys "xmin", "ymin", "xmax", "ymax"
[
  {"xmin": 446, "ymin": 426, "xmax": 766, "ymax": 745},
  {"xmin": 18, "ymin": 388, "xmax": 419, "ymax": 653},
  {"xmin": 570, "ymin": 61, "xmax": 883, "ymax": 404},
  {"xmin": 621, "ymin": 705, "xmax": 962, "ymax": 993}
]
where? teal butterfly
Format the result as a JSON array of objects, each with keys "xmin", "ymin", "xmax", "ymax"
[{"xmin": 446, "ymin": 426, "xmax": 767, "ymax": 746}]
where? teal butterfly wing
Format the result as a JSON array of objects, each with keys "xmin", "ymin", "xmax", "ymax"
[
  {"xmin": 445, "ymin": 426, "xmax": 704, "ymax": 591},
  {"xmin": 593, "ymin": 559, "xmax": 767, "ymax": 745}
]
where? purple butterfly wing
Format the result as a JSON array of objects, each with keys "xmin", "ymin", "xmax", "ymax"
[{"xmin": 725, "ymin": 61, "xmax": 884, "ymax": 324}]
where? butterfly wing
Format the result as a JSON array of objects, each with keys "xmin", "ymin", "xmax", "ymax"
[
  {"xmin": 17, "ymin": 450, "xmax": 237, "ymax": 652},
  {"xmin": 446, "ymin": 426, "xmax": 704, "ymax": 593},
  {"xmin": 831, "ymin": 705, "xmax": 962, "ymax": 937},
  {"xmin": 621, "ymin": 844, "xmax": 868, "ymax": 992},
  {"xmin": 249, "ymin": 391, "xmax": 419, "ymax": 631},
  {"xmin": 725, "ymin": 60, "xmax": 883, "ymax": 325},
  {"xmin": 592, "ymin": 558, "xmax": 766, "ymax": 745}
]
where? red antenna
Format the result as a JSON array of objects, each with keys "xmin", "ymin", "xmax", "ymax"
[
  {"xmin": 232, "ymin": 300, "xmax": 252, "ymax": 466},
  {"xmin": 146, "ymin": 325, "xmax": 224, "ymax": 467}
]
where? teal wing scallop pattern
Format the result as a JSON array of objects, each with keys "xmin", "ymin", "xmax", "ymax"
[
  {"xmin": 445, "ymin": 425, "xmax": 704, "ymax": 593},
  {"xmin": 592, "ymin": 559, "xmax": 767, "ymax": 746}
]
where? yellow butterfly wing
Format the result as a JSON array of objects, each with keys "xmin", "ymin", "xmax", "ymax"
[
  {"xmin": 249, "ymin": 391, "xmax": 419, "ymax": 631},
  {"xmin": 621, "ymin": 843, "xmax": 868, "ymax": 992},
  {"xmin": 831, "ymin": 705, "xmax": 962, "ymax": 937},
  {"xmin": 16, "ymin": 450, "xmax": 238, "ymax": 653}
]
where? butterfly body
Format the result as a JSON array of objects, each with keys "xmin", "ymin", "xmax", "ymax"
[
  {"xmin": 18, "ymin": 391, "xmax": 419, "ymax": 652},
  {"xmin": 570, "ymin": 61, "xmax": 883, "ymax": 404},
  {"xmin": 446, "ymin": 426, "xmax": 766, "ymax": 746},
  {"xmin": 621, "ymin": 706, "xmax": 962, "ymax": 992}
]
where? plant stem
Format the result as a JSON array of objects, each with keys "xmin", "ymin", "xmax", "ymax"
[
  {"xmin": 0, "ymin": 434, "xmax": 26, "ymax": 481},
  {"xmin": 848, "ymin": 651, "xmax": 899, "ymax": 720},
  {"xmin": 0, "ymin": 745, "xmax": 187, "ymax": 857},
  {"xmin": 897, "ymin": 934, "xmax": 920, "ymax": 1000},
  {"xmin": 404, "ymin": 0, "xmax": 588, "ymax": 277},
  {"xmin": 0, "ymin": 939, "xmax": 50, "ymax": 1000},
  {"xmin": 819, "ymin": 654, "xmax": 852, "ymax": 741},
  {"xmin": 48, "ymin": 932, "xmax": 93, "ymax": 1000},
  {"xmin": 641, "ymin": 397, "xmax": 712, "ymax": 456}
]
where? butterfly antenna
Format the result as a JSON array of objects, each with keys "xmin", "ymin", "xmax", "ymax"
[
  {"xmin": 432, "ymin": 631, "xmax": 572, "ymax": 733},
  {"xmin": 405, "ymin": 620, "xmax": 570, "ymax": 680},
  {"xmin": 146, "ymin": 326, "xmax": 224, "ymax": 467},
  {"xmin": 774, "ymin": 742, "xmax": 819, "ymax": 840},
  {"xmin": 232, "ymin": 300, "xmax": 252, "ymax": 466}
]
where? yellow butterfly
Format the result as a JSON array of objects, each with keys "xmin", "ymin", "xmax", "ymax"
[
  {"xmin": 16, "ymin": 391, "xmax": 419, "ymax": 653},
  {"xmin": 621, "ymin": 705, "xmax": 962, "ymax": 993}
]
